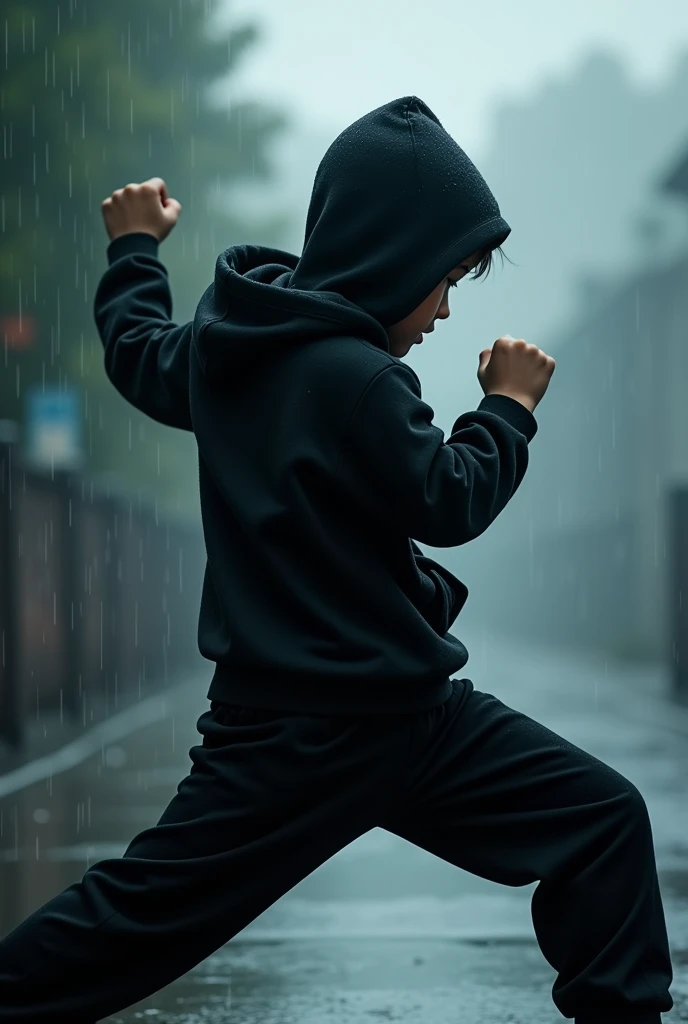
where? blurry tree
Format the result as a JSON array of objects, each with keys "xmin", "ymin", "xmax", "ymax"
[{"xmin": 1, "ymin": 1, "xmax": 291, "ymax": 522}]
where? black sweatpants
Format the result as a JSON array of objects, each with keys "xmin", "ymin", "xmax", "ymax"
[{"xmin": 0, "ymin": 678, "xmax": 674, "ymax": 1023}]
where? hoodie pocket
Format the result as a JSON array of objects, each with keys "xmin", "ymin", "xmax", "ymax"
[
  {"xmin": 426, "ymin": 569, "xmax": 451, "ymax": 635},
  {"xmin": 211, "ymin": 701, "xmax": 289, "ymax": 727}
]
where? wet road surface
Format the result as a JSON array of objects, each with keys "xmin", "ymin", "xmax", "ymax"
[{"xmin": 1, "ymin": 627, "xmax": 688, "ymax": 1022}]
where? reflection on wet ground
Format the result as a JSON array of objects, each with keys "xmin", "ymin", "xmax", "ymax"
[
  {"xmin": 2, "ymin": 639, "xmax": 688, "ymax": 1022},
  {"xmin": 104, "ymin": 936, "xmax": 688, "ymax": 1023},
  {"xmin": 104, "ymin": 937, "xmax": 562, "ymax": 1023}
]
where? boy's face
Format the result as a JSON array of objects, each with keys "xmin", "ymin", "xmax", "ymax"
[{"xmin": 386, "ymin": 247, "xmax": 484, "ymax": 358}]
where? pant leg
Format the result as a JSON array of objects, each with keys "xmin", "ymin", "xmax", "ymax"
[
  {"xmin": 379, "ymin": 678, "xmax": 674, "ymax": 1024},
  {"xmin": 0, "ymin": 700, "xmax": 410, "ymax": 1023}
]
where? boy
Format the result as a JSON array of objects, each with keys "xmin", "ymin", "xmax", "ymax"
[{"xmin": 0, "ymin": 96, "xmax": 673, "ymax": 1023}]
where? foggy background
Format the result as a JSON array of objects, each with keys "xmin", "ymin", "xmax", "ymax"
[
  {"xmin": 221, "ymin": 0, "xmax": 688, "ymax": 667},
  {"xmin": 2, "ymin": 0, "xmax": 687, "ymax": 672},
  {"xmin": 2, "ymin": 3, "xmax": 688, "ymax": 1020}
]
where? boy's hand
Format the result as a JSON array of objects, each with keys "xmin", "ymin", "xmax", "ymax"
[
  {"xmin": 100, "ymin": 177, "xmax": 182, "ymax": 243},
  {"xmin": 478, "ymin": 334, "xmax": 555, "ymax": 414}
]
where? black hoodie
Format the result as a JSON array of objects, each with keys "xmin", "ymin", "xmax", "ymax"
[{"xmin": 94, "ymin": 95, "xmax": 537, "ymax": 715}]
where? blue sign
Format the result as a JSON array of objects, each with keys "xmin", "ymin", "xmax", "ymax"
[{"xmin": 24, "ymin": 385, "xmax": 85, "ymax": 472}]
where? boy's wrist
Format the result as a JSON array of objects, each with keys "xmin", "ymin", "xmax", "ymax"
[
  {"xmin": 106, "ymin": 232, "xmax": 160, "ymax": 266},
  {"xmin": 485, "ymin": 390, "xmax": 535, "ymax": 414}
]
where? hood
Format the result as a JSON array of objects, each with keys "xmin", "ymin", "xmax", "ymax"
[{"xmin": 194, "ymin": 95, "xmax": 510, "ymax": 381}]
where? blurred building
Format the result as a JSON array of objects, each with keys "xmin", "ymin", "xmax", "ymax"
[{"xmin": 471, "ymin": 136, "xmax": 688, "ymax": 670}]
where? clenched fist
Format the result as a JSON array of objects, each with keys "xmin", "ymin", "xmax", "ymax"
[
  {"xmin": 100, "ymin": 177, "xmax": 182, "ymax": 243},
  {"xmin": 478, "ymin": 334, "xmax": 556, "ymax": 414}
]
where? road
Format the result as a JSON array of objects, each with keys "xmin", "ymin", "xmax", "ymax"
[{"xmin": 1, "ymin": 626, "xmax": 687, "ymax": 1022}]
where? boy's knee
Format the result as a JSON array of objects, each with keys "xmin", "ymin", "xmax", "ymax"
[
  {"xmin": 616, "ymin": 777, "xmax": 651, "ymax": 828},
  {"xmin": 592, "ymin": 761, "xmax": 650, "ymax": 824}
]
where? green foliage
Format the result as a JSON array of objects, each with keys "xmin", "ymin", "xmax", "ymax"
[{"xmin": 1, "ymin": 0, "xmax": 293, "ymax": 522}]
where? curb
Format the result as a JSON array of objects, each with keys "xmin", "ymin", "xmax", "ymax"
[{"xmin": 0, "ymin": 671, "xmax": 201, "ymax": 799}]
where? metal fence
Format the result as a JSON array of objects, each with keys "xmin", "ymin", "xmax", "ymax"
[{"xmin": 0, "ymin": 434, "xmax": 206, "ymax": 752}]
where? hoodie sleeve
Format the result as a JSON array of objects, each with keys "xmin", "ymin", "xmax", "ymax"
[
  {"xmin": 336, "ymin": 362, "xmax": 538, "ymax": 548},
  {"xmin": 410, "ymin": 539, "xmax": 468, "ymax": 634},
  {"xmin": 93, "ymin": 232, "xmax": 193, "ymax": 431}
]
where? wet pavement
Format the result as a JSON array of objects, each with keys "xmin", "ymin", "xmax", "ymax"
[{"xmin": 1, "ymin": 625, "xmax": 688, "ymax": 1022}]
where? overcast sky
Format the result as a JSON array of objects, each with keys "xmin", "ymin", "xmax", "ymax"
[{"xmin": 216, "ymin": 0, "xmax": 688, "ymax": 158}]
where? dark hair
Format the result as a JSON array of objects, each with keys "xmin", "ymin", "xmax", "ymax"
[{"xmin": 468, "ymin": 242, "xmax": 514, "ymax": 282}]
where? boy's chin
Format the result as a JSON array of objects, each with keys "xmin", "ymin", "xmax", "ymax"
[{"xmin": 389, "ymin": 334, "xmax": 422, "ymax": 357}]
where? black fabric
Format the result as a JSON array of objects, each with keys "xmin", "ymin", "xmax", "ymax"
[
  {"xmin": 289, "ymin": 95, "xmax": 511, "ymax": 328},
  {"xmin": 0, "ymin": 679, "xmax": 672, "ymax": 1022},
  {"xmin": 94, "ymin": 95, "xmax": 538, "ymax": 715}
]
